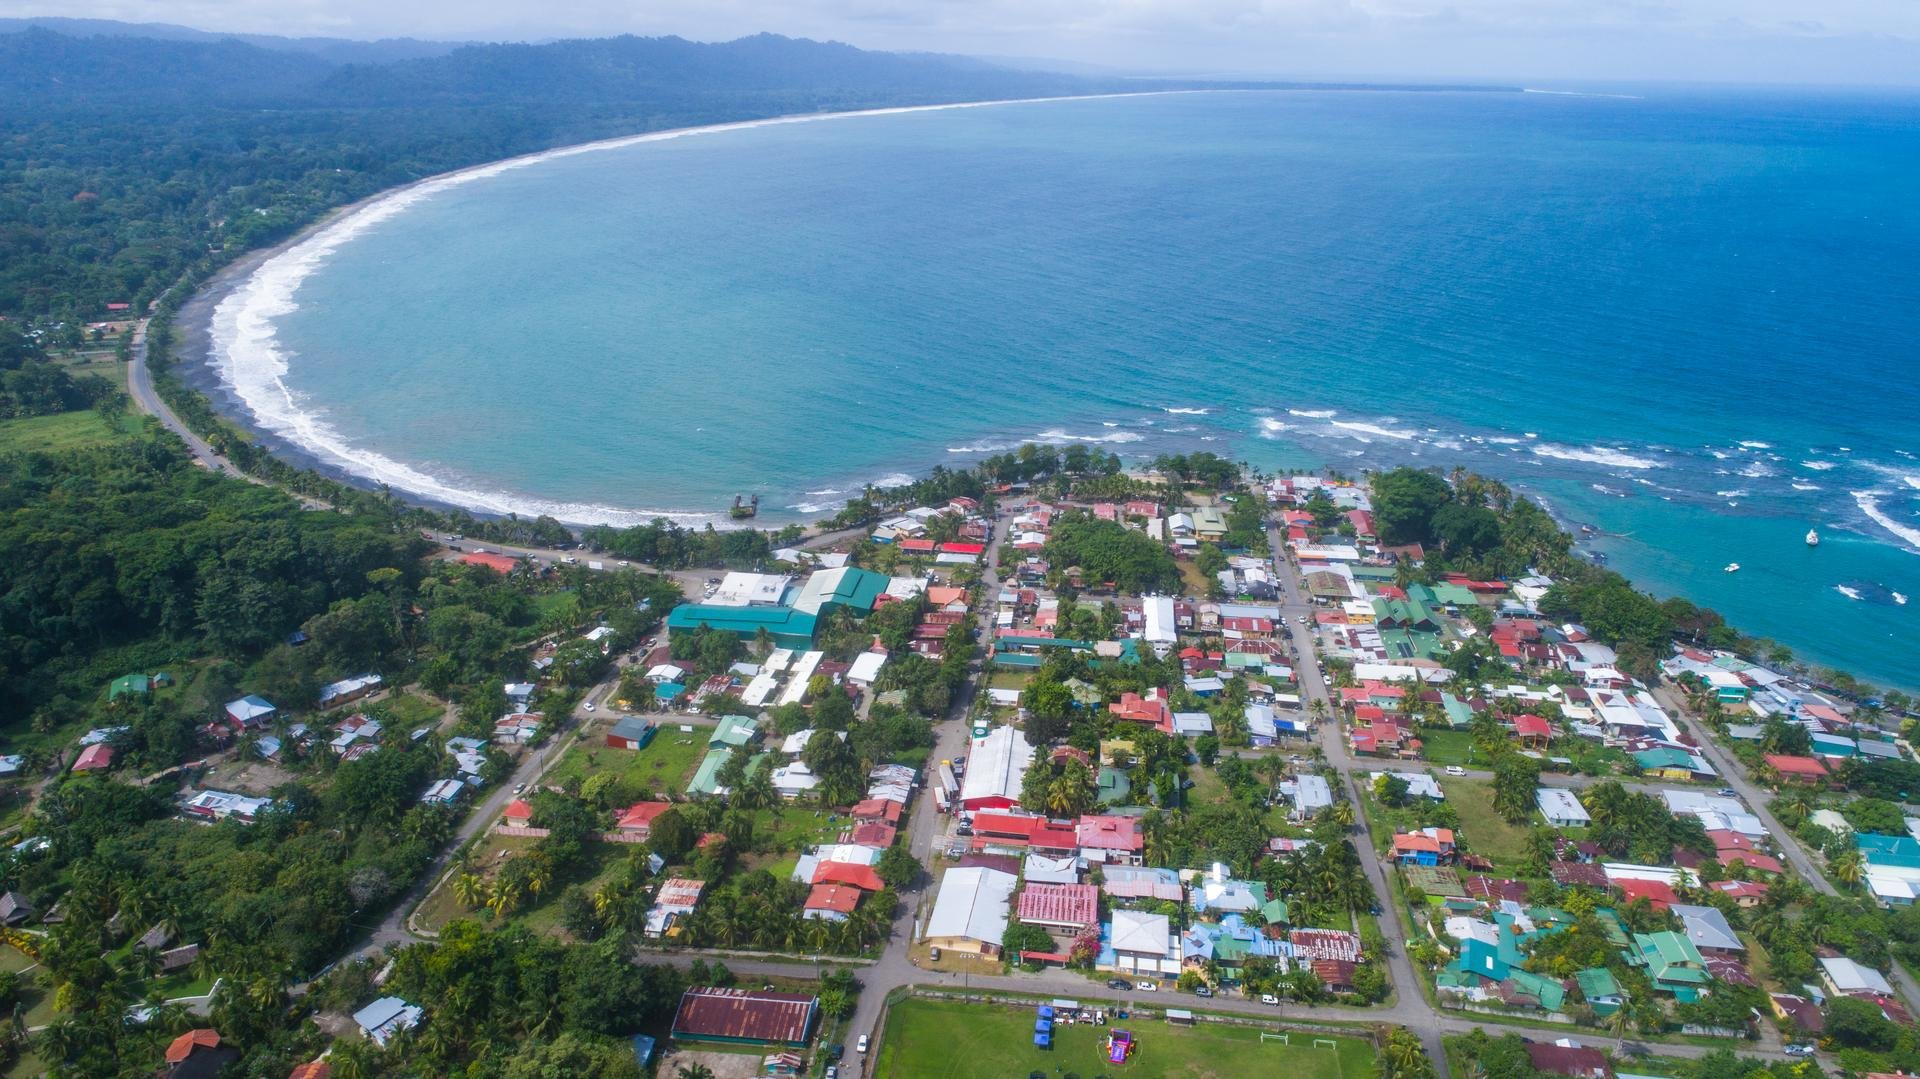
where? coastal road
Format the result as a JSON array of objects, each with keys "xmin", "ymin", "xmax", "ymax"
[{"xmin": 124, "ymin": 318, "xmax": 255, "ymax": 481}]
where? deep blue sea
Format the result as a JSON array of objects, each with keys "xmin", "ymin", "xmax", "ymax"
[{"xmin": 214, "ymin": 88, "xmax": 1920, "ymax": 687}]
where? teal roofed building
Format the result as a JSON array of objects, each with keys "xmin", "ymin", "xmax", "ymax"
[
  {"xmin": 1575, "ymin": 967, "xmax": 1625, "ymax": 1015},
  {"xmin": 1415, "ymin": 582, "xmax": 1480, "ymax": 609},
  {"xmin": 1440, "ymin": 692, "xmax": 1473, "ymax": 729},
  {"xmin": 667, "ymin": 604, "xmax": 818, "ymax": 649},
  {"xmin": 1371, "ymin": 596, "xmax": 1441, "ymax": 631},
  {"xmin": 1632, "ymin": 931, "xmax": 1710, "ymax": 1001},
  {"xmin": 709, "ymin": 715, "xmax": 760, "ymax": 749},
  {"xmin": 688, "ymin": 748, "xmax": 733, "ymax": 795},
  {"xmin": 1450, "ymin": 938, "xmax": 1512, "ymax": 982},
  {"xmin": 789, "ymin": 566, "xmax": 890, "ymax": 616},
  {"xmin": 1506, "ymin": 969, "xmax": 1567, "ymax": 1011},
  {"xmin": 1097, "ymin": 767, "xmax": 1132, "ymax": 805}
]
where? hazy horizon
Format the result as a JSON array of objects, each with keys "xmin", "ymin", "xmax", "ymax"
[{"xmin": 5, "ymin": 2, "xmax": 1920, "ymax": 87}]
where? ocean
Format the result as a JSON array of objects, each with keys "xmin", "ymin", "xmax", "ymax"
[{"xmin": 204, "ymin": 88, "xmax": 1920, "ymax": 688}]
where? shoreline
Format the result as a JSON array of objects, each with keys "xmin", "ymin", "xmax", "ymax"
[{"xmin": 182, "ymin": 88, "xmax": 1208, "ymax": 530}]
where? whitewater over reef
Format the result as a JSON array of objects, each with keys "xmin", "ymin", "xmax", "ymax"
[{"xmin": 201, "ymin": 87, "xmax": 1920, "ymax": 685}]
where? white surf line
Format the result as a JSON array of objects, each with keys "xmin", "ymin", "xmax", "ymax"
[{"xmin": 208, "ymin": 90, "xmax": 1196, "ymax": 528}]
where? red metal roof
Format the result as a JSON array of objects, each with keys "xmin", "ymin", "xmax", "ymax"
[
  {"xmin": 72, "ymin": 743, "xmax": 113, "ymax": 772},
  {"xmin": 671, "ymin": 987, "xmax": 817, "ymax": 1044},
  {"xmin": 1765, "ymin": 754, "xmax": 1828, "ymax": 777},
  {"xmin": 805, "ymin": 884, "xmax": 863, "ymax": 914},
  {"xmin": 1075, "ymin": 814, "xmax": 1143, "ymax": 852},
  {"xmin": 812, "ymin": 862, "xmax": 885, "ymax": 892},
  {"xmin": 1015, "ymin": 882, "xmax": 1099, "ymax": 928}
]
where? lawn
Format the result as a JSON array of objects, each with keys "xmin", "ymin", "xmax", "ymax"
[
  {"xmin": 1417, "ymin": 729, "xmax": 1480, "ymax": 767},
  {"xmin": 545, "ymin": 727, "xmax": 707, "ymax": 799},
  {"xmin": 378, "ymin": 691, "xmax": 446, "ymax": 730},
  {"xmin": 0, "ymin": 410, "xmax": 138, "ymax": 454},
  {"xmin": 875, "ymin": 998, "xmax": 1374, "ymax": 1079},
  {"xmin": 1441, "ymin": 778, "xmax": 1533, "ymax": 867}
]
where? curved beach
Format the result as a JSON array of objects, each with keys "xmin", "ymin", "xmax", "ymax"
[{"xmin": 187, "ymin": 91, "xmax": 1177, "ymax": 528}]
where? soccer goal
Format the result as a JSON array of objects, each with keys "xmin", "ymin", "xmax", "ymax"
[{"xmin": 1260, "ymin": 1033, "xmax": 1290, "ymax": 1046}]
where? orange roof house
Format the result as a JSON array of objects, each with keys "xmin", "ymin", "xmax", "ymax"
[{"xmin": 1764, "ymin": 755, "xmax": 1829, "ymax": 783}]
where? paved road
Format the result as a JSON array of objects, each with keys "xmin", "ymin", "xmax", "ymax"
[
  {"xmin": 1266, "ymin": 522, "xmax": 1453, "ymax": 1076},
  {"xmin": 124, "ymin": 318, "xmax": 255, "ymax": 480}
]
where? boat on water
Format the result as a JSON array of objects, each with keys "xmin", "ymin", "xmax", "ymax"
[
  {"xmin": 1724, "ymin": 562, "xmax": 1741, "ymax": 573},
  {"xmin": 1806, "ymin": 528, "xmax": 1820, "ymax": 547}
]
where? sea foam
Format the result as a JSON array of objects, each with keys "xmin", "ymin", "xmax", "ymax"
[
  {"xmin": 1852, "ymin": 491, "xmax": 1920, "ymax": 553},
  {"xmin": 1530, "ymin": 444, "xmax": 1661, "ymax": 469}
]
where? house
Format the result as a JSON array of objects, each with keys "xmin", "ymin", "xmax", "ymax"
[
  {"xmin": 1391, "ymin": 828, "xmax": 1456, "ymax": 866},
  {"xmin": 1616, "ymin": 879, "xmax": 1678, "ymax": 912},
  {"xmin": 288, "ymin": 1061, "xmax": 331, "ymax": 1079},
  {"xmin": 1771, "ymin": 993, "xmax": 1825, "ymax": 1035},
  {"xmin": 671, "ymin": 987, "xmax": 818, "ymax": 1047},
  {"xmin": 1575, "ymin": 968, "xmax": 1625, "ymax": 1016},
  {"xmin": 1108, "ymin": 690, "xmax": 1171, "ymax": 734},
  {"xmin": 1764, "ymin": 754, "xmax": 1829, "ymax": 784},
  {"xmin": 1670, "ymin": 903, "xmax": 1743, "ymax": 954},
  {"xmin": 647, "ymin": 878, "xmax": 706, "ymax": 937},
  {"xmin": 223, "ymin": 695, "xmax": 275, "ymax": 730},
  {"xmin": 1711, "ymin": 880, "xmax": 1769, "ymax": 907},
  {"xmin": 1525, "ymin": 1041, "xmax": 1613, "ymax": 1079},
  {"xmin": 1075, "ymin": 814, "xmax": 1144, "ymax": 864},
  {"xmin": 925, "ymin": 867, "xmax": 1017, "ymax": 956},
  {"xmin": 606, "ymin": 716, "xmax": 657, "ymax": 750},
  {"xmin": 163, "ymin": 1029, "xmax": 237, "ymax": 1078},
  {"xmin": 0, "ymin": 892, "xmax": 32, "ymax": 926},
  {"xmin": 183, "ymin": 789, "xmax": 270, "ymax": 823},
  {"xmin": 352, "ymin": 997, "xmax": 423, "ymax": 1047},
  {"xmin": 71, "ymin": 743, "xmax": 113, "ymax": 773},
  {"xmin": 419, "ymin": 778, "xmax": 465, "ymax": 805},
  {"xmin": 1632, "ymin": 931, "xmax": 1709, "ymax": 1001},
  {"xmin": 1537, "ymin": 788, "xmax": 1591, "ymax": 828},
  {"xmin": 319, "ymin": 674, "xmax": 382, "ymax": 709},
  {"xmin": 1017, "ymin": 882, "xmax": 1100, "ymax": 932},
  {"xmin": 1512, "ymin": 714, "xmax": 1553, "ymax": 747},
  {"xmin": 1821, "ymin": 955, "xmax": 1894, "ymax": 997},
  {"xmin": 615, "ymin": 801, "xmax": 673, "ymax": 839},
  {"xmin": 493, "ymin": 713, "xmax": 542, "ymax": 744},
  {"xmin": 109, "ymin": 673, "xmax": 151, "ymax": 700},
  {"xmin": 803, "ymin": 885, "xmax": 863, "ymax": 922},
  {"xmin": 1280, "ymin": 774, "xmax": 1333, "ymax": 821},
  {"xmin": 1104, "ymin": 909, "xmax": 1180, "ymax": 978}
]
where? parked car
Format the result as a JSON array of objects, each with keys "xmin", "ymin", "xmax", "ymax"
[
  {"xmin": 1716, "ymin": 787, "xmax": 1738, "ymax": 797},
  {"xmin": 1445, "ymin": 765, "xmax": 1467, "ymax": 777},
  {"xmin": 1785, "ymin": 1045, "xmax": 1816, "ymax": 1057},
  {"xmin": 929, "ymin": 947, "xmax": 941, "ymax": 961},
  {"xmin": 1106, "ymin": 979, "xmax": 1132, "ymax": 991},
  {"xmin": 825, "ymin": 1068, "xmax": 837, "ymax": 1079},
  {"xmin": 1193, "ymin": 986, "xmax": 1213, "ymax": 998},
  {"xmin": 1260, "ymin": 993, "xmax": 1280, "ymax": 1006},
  {"xmin": 826, "ymin": 1044, "xmax": 844, "ymax": 1061},
  {"xmin": 856, "ymin": 1035, "xmax": 870, "ymax": 1054},
  {"xmin": 1135, "ymin": 980, "xmax": 1157, "ymax": 992},
  {"xmin": 583, "ymin": 701, "xmax": 595, "ymax": 712}
]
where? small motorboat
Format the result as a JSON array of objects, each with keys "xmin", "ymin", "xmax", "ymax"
[
  {"xmin": 1724, "ymin": 562, "xmax": 1741, "ymax": 573},
  {"xmin": 1806, "ymin": 528, "xmax": 1820, "ymax": 547}
]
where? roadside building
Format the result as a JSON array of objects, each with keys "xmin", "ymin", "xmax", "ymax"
[
  {"xmin": 670, "ymin": 987, "xmax": 818, "ymax": 1047},
  {"xmin": 958, "ymin": 726, "xmax": 1033, "ymax": 811},
  {"xmin": 925, "ymin": 866, "xmax": 1017, "ymax": 956},
  {"xmin": 1537, "ymin": 788, "xmax": 1591, "ymax": 828}
]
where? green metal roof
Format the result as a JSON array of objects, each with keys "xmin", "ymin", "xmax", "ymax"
[
  {"xmin": 687, "ymin": 748, "xmax": 734, "ymax": 795},
  {"xmin": 1260, "ymin": 898, "xmax": 1290, "ymax": 925},
  {"xmin": 667, "ymin": 603, "xmax": 818, "ymax": 643},
  {"xmin": 1634, "ymin": 747, "xmax": 1696, "ymax": 770},
  {"xmin": 1575, "ymin": 967, "xmax": 1622, "ymax": 999},
  {"xmin": 109, "ymin": 674, "xmax": 150, "ymax": 698},
  {"xmin": 790, "ymin": 566, "xmax": 890, "ymax": 615},
  {"xmin": 709, "ymin": 715, "xmax": 759, "ymax": 748},
  {"xmin": 1507, "ymin": 969, "xmax": 1567, "ymax": 1011}
]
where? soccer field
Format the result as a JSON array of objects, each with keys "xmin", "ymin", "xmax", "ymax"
[{"xmin": 874, "ymin": 998, "xmax": 1375, "ymax": 1079}]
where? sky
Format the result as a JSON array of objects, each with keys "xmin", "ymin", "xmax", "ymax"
[{"xmin": 13, "ymin": 0, "xmax": 1920, "ymax": 85}]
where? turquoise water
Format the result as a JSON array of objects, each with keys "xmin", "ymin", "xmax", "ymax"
[{"xmin": 233, "ymin": 89, "xmax": 1920, "ymax": 686}]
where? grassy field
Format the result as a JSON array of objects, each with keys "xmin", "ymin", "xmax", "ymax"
[
  {"xmin": 545, "ymin": 726, "xmax": 707, "ymax": 799},
  {"xmin": 0, "ymin": 410, "xmax": 139, "ymax": 454},
  {"xmin": 1417, "ymin": 729, "xmax": 1480, "ymax": 767},
  {"xmin": 1441, "ymin": 778, "xmax": 1533, "ymax": 866},
  {"xmin": 875, "ymin": 998, "xmax": 1374, "ymax": 1079}
]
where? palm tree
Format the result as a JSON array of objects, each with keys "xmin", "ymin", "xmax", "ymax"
[
  {"xmin": 1831, "ymin": 848, "xmax": 1866, "ymax": 888},
  {"xmin": 452, "ymin": 872, "xmax": 485, "ymax": 910},
  {"xmin": 678, "ymin": 1065, "xmax": 717, "ymax": 1079},
  {"xmin": 1328, "ymin": 799, "xmax": 1356, "ymax": 828}
]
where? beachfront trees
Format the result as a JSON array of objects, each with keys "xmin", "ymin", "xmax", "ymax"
[
  {"xmin": 1371, "ymin": 468, "xmax": 1452, "ymax": 546},
  {"xmin": 1043, "ymin": 513, "xmax": 1181, "ymax": 594}
]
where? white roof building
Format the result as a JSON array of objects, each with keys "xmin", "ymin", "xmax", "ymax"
[
  {"xmin": 1371, "ymin": 771, "xmax": 1444, "ymax": 800},
  {"xmin": 958, "ymin": 726, "xmax": 1033, "ymax": 810},
  {"xmin": 1821, "ymin": 956, "xmax": 1893, "ymax": 996},
  {"xmin": 707, "ymin": 572, "xmax": 792, "ymax": 607},
  {"xmin": 847, "ymin": 651, "xmax": 888, "ymax": 686},
  {"xmin": 1537, "ymin": 788, "xmax": 1592, "ymax": 827},
  {"xmin": 1281, "ymin": 774, "xmax": 1333, "ymax": 818},
  {"xmin": 925, "ymin": 867, "xmax": 1017, "ymax": 947},
  {"xmin": 353, "ymin": 997, "xmax": 423, "ymax": 1047},
  {"xmin": 1109, "ymin": 909, "xmax": 1178, "ymax": 974},
  {"xmin": 779, "ymin": 651, "xmax": 825, "ymax": 707},
  {"xmin": 1143, "ymin": 596, "xmax": 1177, "ymax": 647}
]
